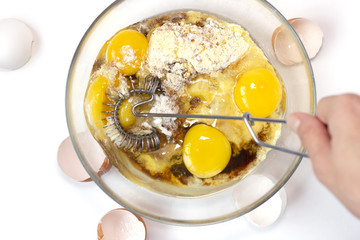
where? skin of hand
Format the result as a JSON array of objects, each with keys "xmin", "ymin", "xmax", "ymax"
[{"xmin": 286, "ymin": 94, "xmax": 360, "ymax": 218}]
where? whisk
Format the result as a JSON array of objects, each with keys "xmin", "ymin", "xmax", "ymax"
[
  {"xmin": 102, "ymin": 76, "xmax": 160, "ymax": 152},
  {"xmin": 103, "ymin": 76, "xmax": 308, "ymax": 158}
]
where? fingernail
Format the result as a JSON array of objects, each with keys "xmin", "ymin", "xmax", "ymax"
[{"xmin": 286, "ymin": 114, "xmax": 301, "ymax": 133}]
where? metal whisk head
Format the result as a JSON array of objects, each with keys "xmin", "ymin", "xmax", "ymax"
[{"xmin": 102, "ymin": 76, "xmax": 160, "ymax": 152}]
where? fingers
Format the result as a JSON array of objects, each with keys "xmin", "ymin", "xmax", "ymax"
[
  {"xmin": 315, "ymin": 95, "xmax": 336, "ymax": 125},
  {"xmin": 317, "ymin": 94, "xmax": 360, "ymax": 144},
  {"xmin": 287, "ymin": 94, "xmax": 360, "ymax": 161},
  {"xmin": 287, "ymin": 112, "xmax": 331, "ymax": 167},
  {"xmin": 288, "ymin": 94, "xmax": 360, "ymax": 218}
]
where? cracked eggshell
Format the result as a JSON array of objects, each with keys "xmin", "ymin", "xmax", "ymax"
[
  {"xmin": 273, "ymin": 18, "xmax": 323, "ymax": 65},
  {"xmin": 58, "ymin": 136, "xmax": 92, "ymax": 182},
  {"xmin": 0, "ymin": 18, "xmax": 34, "ymax": 70},
  {"xmin": 288, "ymin": 18, "xmax": 323, "ymax": 59},
  {"xmin": 57, "ymin": 133, "xmax": 110, "ymax": 182},
  {"xmin": 98, "ymin": 208, "xmax": 147, "ymax": 240},
  {"xmin": 246, "ymin": 185, "xmax": 287, "ymax": 227},
  {"xmin": 233, "ymin": 175, "xmax": 287, "ymax": 227}
]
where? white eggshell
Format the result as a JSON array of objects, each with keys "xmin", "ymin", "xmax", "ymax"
[
  {"xmin": 0, "ymin": 18, "xmax": 34, "ymax": 70},
  {"xmin": 246, "ymin": 187, "xmax": 287, "ymax": 227},
  {"xmin": 272, "ymin": 18, "xmax": 323, "ymax": 65},
  {"xmin": 233, "ymin": 175, "xmax": 287, "ymax": 227},
  {"xmin": 98, "ymin": 208, "xmax": 147, "ymax": 240}
]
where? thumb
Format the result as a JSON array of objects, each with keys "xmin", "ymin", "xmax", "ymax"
[{"xmin": 286, "ymin": 112, "xmax": 331, "ymax": 164}]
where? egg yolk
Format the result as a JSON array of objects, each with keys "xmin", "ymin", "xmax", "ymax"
[
  {"xmin": 118, "ymin": 99, "xmax": 136, "ymax": 130},
  {"xmin": 183, "ymin": 124, "xmax": 231, "ymax": 178},
  {"xmin": 106, "ymin": 29, "xmax": 148, "ymax": 76},
  {"xmin": 234, "ymin": 68, "xmax": 282, "ymax": 118},
  {"xmin": 85, "ymin": 75, "xmax": 112, "ymax": 131}
]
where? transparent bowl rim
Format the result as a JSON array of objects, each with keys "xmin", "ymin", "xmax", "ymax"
[{"xmin": 65, "ymin": 0, "xmax": 316, "ymax": 225}]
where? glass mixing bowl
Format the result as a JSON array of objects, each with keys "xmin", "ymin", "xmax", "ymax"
[{"xmin": 66, "ymin": 0, "xmax": 315, "ymax": 225}]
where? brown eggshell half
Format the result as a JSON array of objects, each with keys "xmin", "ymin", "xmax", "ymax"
[
  {"xmin": 58, "ymin": 136, "xmax": 91, "ymax": 182},
  {"xmin": 288, "ymin": 18, "xmax": 323, "ymax": 59},
  {"xmin": 272, "ymin": 17, "xmax": 323, "ymax": 65},
  {"xmin": 272, "ymin": 25, "xmax": 301, "ymax": 65},
  {"xmin": 97, "ymin": 208, "xmax": 147, "ymax": 240},
  {"xmin": 57, "ymin": 132, "xmax": 110, "ymax": 182}
]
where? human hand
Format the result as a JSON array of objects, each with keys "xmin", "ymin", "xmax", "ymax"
[{"xmin": 287, "ymin": 94, "xmax": 360, "ymax": 218}]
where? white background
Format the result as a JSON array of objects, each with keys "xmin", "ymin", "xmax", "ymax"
[{"xmin": 0, "ymin": 0, "xmax": 359, "ymax": 239}]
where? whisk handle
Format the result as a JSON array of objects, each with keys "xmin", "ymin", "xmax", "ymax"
[
  {"xmin": 242, "ymin": 113, "xmax": 308, "ymax": 158},
  {"xmin": 133, "ymin": 111, "xmax": 286, "ymax": 123},
  {"xmin": 133, "ymin": 107, "xmax": 308, "ymax": 158}
]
